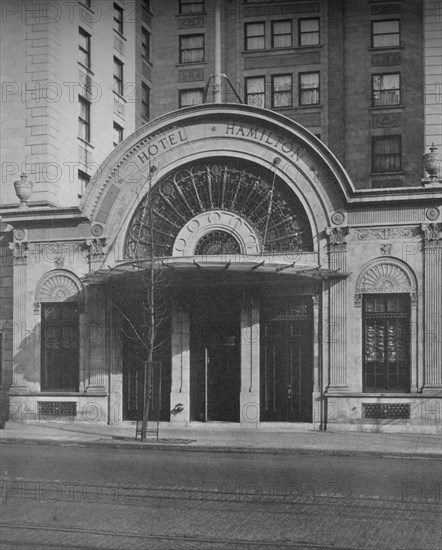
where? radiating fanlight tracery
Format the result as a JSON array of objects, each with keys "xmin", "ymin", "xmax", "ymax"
[{"xmin": 124, "ymin": 159, "xmax": 313, "ymax": 259}]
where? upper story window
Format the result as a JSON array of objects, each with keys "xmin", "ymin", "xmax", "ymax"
[
  {"xmin": 372, "ymin": 20, "xmax": 400, "ymax": 48},
  {"xmin": 78, "ymin": 95, "xmax": 91, "ymax": 142},
  {"xmin": 179, "ymin": 34, "xmax": 204, "ymax": 63},
  {"xmin": 372, "ymin": 73, "xmax": 400, "ymax": 106},
  {"xmin": 372, "ymin": 135, "xmax": 401, "ymax": 172},
  {"xmin": 179, "ymin": 88, "xmax": 204, "ymax": 107},
  {"xmin": 142, "ymin": 0, "xmax": 150, "ymax": 11},
  {"xmin": 299, "ymin": 72, "xmax": 320, "ymax": 105},
  {"xmin": 113, "ymin": 57, "xmax": 124, "ymax": 95},
  {"xmin": 363, "ymin": 294, "xmax": 410, "ymax": 392},
  {"xmin": 79, "ymin": 27, "xmax": 91, "ymax": 69},
  {"xmin": 180, "ymin": 0, "xmax": 204, "ymax": 14},
  {"xmin": 113, "ymin": 3, "xmax": 124, "ymax": 34},
  {"xmin": 113, "ymin": 122, "xmax": 123, "ymax": 147},
  {"xmin": 245, "ymin": 22, "xmax": 265, "ymax": 51},
  {"xmin": 245, "ymin": 76, "xmax": 265, "ymax": 108},
  {"xmin": 141, "ymin": 27, "xmax": 150, "ymax": 60},
  {"xmin": 271, "ymin": 20, "xmax": 292, "ymax": 48},
  {"xmin": 141, "ymin": 82, "xmax": 150, "ymax": 119},
  {"xmin": 299, "ymin": 18, "xmax": 319, "ymax": 46},
  {"xmin": 272, "ymin": 74, "xmax": 292, "ymax": 107},
  {"xmin": 78, "ymin": 169, "xmax": 90, "ymax": 198}
]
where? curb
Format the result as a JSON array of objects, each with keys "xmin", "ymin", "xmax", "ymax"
[{"xmin": 1, "ymin": 436, "xmax": 441, "ymax": 460}]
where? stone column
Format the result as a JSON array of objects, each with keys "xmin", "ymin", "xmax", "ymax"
[
  {"xmin": 9, "ymin": 241, "xmax": 30, "ymax": 393},
  {"xmin": 240, "ymin": 296, "xmax": 260, "ymax": 427},
  {"xmin": 422, "ymin": 223, "xmax": 442, "ymax": 391},
  {"xmin": 312, "ymin": 293, "xmax": 323, "ymax": 429},
  {"xmin": 85, "ymin": 285, "xmax": 107, "ymax": 393},
  {"xmin": 325, "ymin": 227, "xmax": 349, "ymax": 391},
  {"xmin": 170, "ymin": 304, "xmax": 190, "ymax": 424}
]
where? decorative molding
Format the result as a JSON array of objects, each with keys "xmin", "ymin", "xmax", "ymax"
[
  {"xmin": 179, "ymin": 68, "xmax": 204, "ymax": 83},
  {"xmin": 371, "ymin": 52, "xmax": 401, "ymax": 67},
  {"xmin": 8, "ymin": 241, "xmax": 29, "ymax": 264},
  {"xmin": 352, "ymin": 227, "xmax": 417, "ymax": 241},
  {"xmin": 178, "ymin": 16, "xmax": 204, "ymax": 29},
  {"xmin": 380, "ymin": 243, "xmax": 392, "ymax": 255},
  {"xmin": 331, "ymin": 211, "xmax": 345, "ymax": 226},
  {"xmin": 85, "ymin": 238, "xmax": 107, "ymax": 261},
  {"xmin": 325, "ymin": 226, "xmax": 349, "ymax": 250},
  {"xmin": 34, "ymin": 269, "xmax": 84, "ymax": 313},
  {"xmin": 370, "ymin": 4, "xmax": 402, "ymax": 15},
  {"xmin": 354, "ymin": 257, "xmax": 417, "ymax": 307},
  {"xmin": 426, "ymin": 207, "xmax": 440, "ymax": 221},
  {"xmin": 421, "ymin": 223, "xmax": 442, "ymax": 248},
  {"xmin": 372, "ymin": 113, "xmax": 401, "ymax": 129},
  {"xmin": 13, "ymin": 228, "xmax": 26, "ymax": 241},
  {"xmin": 312, "ymin": 294, "xmax": 320, "ymax": 308}
]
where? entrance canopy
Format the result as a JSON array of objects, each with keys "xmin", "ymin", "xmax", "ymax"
[{"xmin": 81, "ymin": 256, "xmax": 348, "ymax": 286}]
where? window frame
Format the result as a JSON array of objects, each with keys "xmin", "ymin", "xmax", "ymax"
[
  {"xmin": 271, "ymin": 74, "xmax": 292, "ymax": 108},
  {"xmin": 299, "ymin": 71, "xmax": 320, "ymax": 106},
  {"xmin": 113, "ymin": 122, "xmax": 123, "ymax": 147},
  {"xmin": 179, "ymin": 88, "xmax": 204, "ymax": 108},
  {"xmin": 78, "ymin": 27, "xmax": 91, "ymax": 69},
  {"xmin": 372, "ymin": 135, "xmax": 402, "ymax": 173},
  {"xmin": 78, "ymin": 95, "xmax": 91, "ymax": 142},
  {"xmin": 372, "ymin": 72, "xmax": 401, "ymax": 107},
  {"xmin": 141, "ymin": 26, "xmax": 150, "ymax": 60},
  {"xmin": 271, "ymin": 20, "xmax": 292, "ymax": 49},
  {"xmin": 179, "ymin": 0, "xmax": 205, "ymax": 14},
  {"xmin": 298, "ymin": 17, "xmax": 320, "ymax": 46},
  {"xmin": 362, "ymin": 294, "xmax": 410, "ymax": 393},
  {"xmin": 245, "ymin": 75, "xmax": 266, "ymax": 108},
  {"xmin": 113, "ymin": 56, "xmax": 124, "ymax": 96},
  {"xmin": 371, "ymin": 19, "xmax": 400, "ymax": 48},
  {"xmin": 141, "ymin": 82, "xmax": 150, "ymax": 119},
  {"xmin": 179, "ymin": 34, "xmax": 205, "ymax": 64},
  {"xmin": 41, "ymin": 302, "xmax": 80, "ymax": 392},
  {"xmin": 245, "ymin": 22, "xmax": 265, "ymax": 51},
  {"xmin": 78, "ymin": 169, "xmax": 90, "ymax": 198},
  {"xmin": 113, "ymin": 3, "xmax": 124, "ymax": 35}
]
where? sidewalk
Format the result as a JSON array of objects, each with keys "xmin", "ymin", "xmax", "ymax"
[{"xmin": 1, "ymin": 421, "xmax": 441, "ymax": 458}]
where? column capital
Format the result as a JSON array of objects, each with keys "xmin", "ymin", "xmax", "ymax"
[
  {"xmin": 8, "ymin": 241, "xmax": 29, "ymax": 265},
  {"xmin": 325, "ymin": 226, "xmax": 349, "ymax": 250},
  {"xmin": 421, "ymin": 223, "xmax": 442, "ymax": 248}
]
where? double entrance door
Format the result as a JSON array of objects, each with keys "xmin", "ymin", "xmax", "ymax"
[
  {"xmin": 190, "ymin": 289, "xmax": 240, "ymax": 422},
  {"xmin": 260, "ymin": 295, "xmax": 313, "ymax": 422}
]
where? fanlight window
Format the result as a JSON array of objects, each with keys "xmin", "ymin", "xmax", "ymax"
[{"xmin": 124, "ymin": 159, "xmax": 312, "ymax": 259}]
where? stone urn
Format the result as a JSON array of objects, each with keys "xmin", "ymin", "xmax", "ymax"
[
  {"xmin": 13, "ymin": 173, "xmax": 33, "ymax": 207},
  {"xmin": 423, "ymin": 144, "xmax": 440, "ymax": 181}
]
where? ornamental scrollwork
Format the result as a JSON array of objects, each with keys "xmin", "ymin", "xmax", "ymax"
[
  {"xmin": 8, "ymin": 241, "xmax": 29, "ymax": 264},
  {"xmin": 85, "ymin": 238, "xmax": 107, "ymax": 261},
  {"xmin": 421, "ymin": 223, "xmax": 442, "ymax": 249},
  {"xmin": 353, "ymin": 227, "xmax": 417, "ymax": 241},
  {"xmin": 325, "ymin": 226, "xmax": 349, "ymax": 250}
]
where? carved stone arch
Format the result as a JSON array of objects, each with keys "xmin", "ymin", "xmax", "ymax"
[
  {"xmin": 354, "ymin": 257, "xmax": 417, "ymax": 307},
  {"xmin": 34, "ymin": 269, "xmax": 84, "ymax": 314}
]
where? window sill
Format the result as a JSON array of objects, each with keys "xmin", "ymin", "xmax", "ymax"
[
  {"xmin": 113, "ymin": 29, "xmax": 127, "ymax": 41},
  {"xmin": 176, "ymin": 62, "xmax": 207, "ymax": 67},
  {"xmin": 113, "ymin": 91, "xmax": 126, "ymax": 103},
  {"xmin": 243, "ymin": 45, "xmax": 322, "ymax": 55},
  {"xmin": 369, "ymin": 46, "xmax": 403, "ymax": 52},
  {"xmin": 77, "ymin": 137, "xmax": 94, "ymax": 149},
  {"xmin": 78, "ymin": 63, "xmax": 94, "ymax": 76},
  {"xmin": 369, "ymin": 104, "xmax": 404, "ymax": 110},
  {"xmin": 370, "ymin": 171, "xmax": 404, "ymax": 177}
]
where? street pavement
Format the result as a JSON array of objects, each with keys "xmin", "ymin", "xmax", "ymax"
[
  {"xmin": 1, "ymin": 443, "xmax": 441, "ymax": 550},
  {"xmin": 1, "ymin": 420, "xmax": 441, "ymax": 458}
]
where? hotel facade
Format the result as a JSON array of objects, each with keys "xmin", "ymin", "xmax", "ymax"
[{"xmin": 0, "ymin": 0, "xmax": 441, "ymax": 433}]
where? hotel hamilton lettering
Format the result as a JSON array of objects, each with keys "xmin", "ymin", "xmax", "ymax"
[{"xmin": 137, "ymin": 129, "xmax": 188, "ymax": 164}]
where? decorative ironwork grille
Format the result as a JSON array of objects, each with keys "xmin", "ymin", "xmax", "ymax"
[
  {"xmin": 38, "ymin": 402, "xmax": 77, "ymax": 419},
  {"xmin": 362, "ymin": 403, "xmax": 410, "ymax": 419},
  {"xmin": 124, "ymin": 159, "xmax": 312, "ymax": 259},
  {"xmin": 194, "ymin": 231, "xmax": 241, "ymax": 255}
]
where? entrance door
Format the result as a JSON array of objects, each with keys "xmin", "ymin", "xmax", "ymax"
[
  {"xmin": 260, "ymin": 295, "xmax": 313, "ymax": 422},
  {"xmin": 190, "ymin": 289, "xmax": 240, "ymax": 422}
]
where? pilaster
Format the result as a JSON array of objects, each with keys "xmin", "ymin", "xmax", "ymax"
[
  {"xmin": 325, "ymin": 227, "xmax": 349, "ymax": 391},
  {"xmin": 422, "ymin": 223, "xmax": 442, "ymax": 391},
  {"xmin": 240, "ymin": 296, "xmax": 260, "ymax": 427},
  {"xmin": 170, "ymin": 304, "xmax": 190, "ymax": 424}
]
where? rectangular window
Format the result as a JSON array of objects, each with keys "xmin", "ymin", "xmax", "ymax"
[
  {"xmin": 141, "ymin": 27, "xmax": 150, "ymax": 60},
  {"xmin": 272, "ymin": 74, "xmax": 292, "ymax": 107},
  {"xmin": 113, "ymin": 122, "xmax": 123, "ymax": 146},
  {"xmin": 79, "ymin": 27, "xmax": 91, "ymax": 69},
  {"xmin": 78, "ymin": 96, "xmax": 90, "ymax": 142},
  {"xmin": 363, "ymin": 294, "xmax": 410, "ymax": 392},
  {"xmin": 299, "ymin": 72, "xmax": 320, "ymax": 105},
  {"xmin": 141, "ymin": 82, "xmax": 150, "ymax": 119},
  {"xmin": 179, "ymin": 88, "xmax": 204, "ymax": 107},
  {"xmin": 113, "ymin": 3, "xmax": 124, "ymax": 34},
  {"xmin": 372, "ymin": 135, "xmax": 401, "ymax": 172},
  {"xmin": 180, "ymin": 0, "xmax": 204, "ymax": 14},
  {"xmin": 41, "ymin": 303, "xmax": 80, "ymax": 392},
  {"xmin": 78, "ymin": 170, "xmax": 90, "ymax": 198},
  {"xmin": 245, "ymin": 76, "xmax": 265, "ymax": 108},
  {"xmin": 142, "ymin": 0, "xmax": 150, "ymax": 10},
  {"xmin": 299, "ymin": 18, "xmax": 319, "ymax": 46},
  {"xmin": 271, "ymin": 20, "xmax": 292, "ymax": 48},
  {"xmin": 372, "ymin": 20, "xmax": 400, "ymax": 48},
  {"xmin": 372, "ymin": 73, "xmax": 400, "ymax": 106},
  {"xmin": 113, "ymin": 57, "xmax": 124, "ymax": 95},
  {"xmin": 179, "ymin": 34, "xmax": 204, "ymax": 63},
  {"xmin": 245, "ymin": 22, "xmax": 265, "ymax": 51}
]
